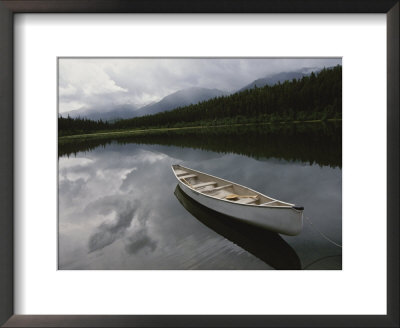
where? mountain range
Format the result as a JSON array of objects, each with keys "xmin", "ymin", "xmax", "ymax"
[
  {"xmin": 132, "ymin": 87, "xmax": 228, "ymax": 118},
  {"xmin": 238, "ymin": 70, "xmax": 312, "ymax": 92},
  {"xmin": 63, "ymin": 67, "xmax": 320, "ymax": 121}
]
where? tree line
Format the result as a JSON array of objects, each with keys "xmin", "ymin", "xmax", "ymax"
[
  {"xmin": 58, "ymin": 116, "xmax": 110, "ymax": 137},
  {"xmin": 59, "ymin": 65, "xmax": 342, "ymax": 136}
]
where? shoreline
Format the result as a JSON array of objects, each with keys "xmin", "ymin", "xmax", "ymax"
[{"xmin": 59, "ymin": 118, "xmax": 342, "ymax": 142}]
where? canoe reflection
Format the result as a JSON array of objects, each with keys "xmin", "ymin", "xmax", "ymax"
[{"xmin": 174, "ymin": 185, "xmax": 301, "ymax": 270}]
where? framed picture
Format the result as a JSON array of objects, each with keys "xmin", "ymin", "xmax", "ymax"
[
  {"xmin": 0, "ymin": 0, "xmax": 398, "ymax": 327},
  {"xmin": 57, "ymin": 57, "xmax": 343, "ymax": 271}
]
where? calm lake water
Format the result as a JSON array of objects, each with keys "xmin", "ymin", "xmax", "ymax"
[{"xmin": 58, "ymin": 123, "xmax": 342, "ymax": 270}]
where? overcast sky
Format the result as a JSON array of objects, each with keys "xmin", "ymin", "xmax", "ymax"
[{"xmin": 58, "ymin": 58, "xmax": 341, "ymax": 114}]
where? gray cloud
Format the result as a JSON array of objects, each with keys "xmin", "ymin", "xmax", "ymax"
[{"xmin": 59, "ymin": 58, "xmax": 341, "ymax": 114}]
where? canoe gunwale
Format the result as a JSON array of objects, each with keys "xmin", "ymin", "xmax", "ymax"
[{"xmin": 172, "ymin": 164, "xmax": 302, "ymax": 213}]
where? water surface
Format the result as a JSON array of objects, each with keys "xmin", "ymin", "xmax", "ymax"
[{"xmin": 58, "ymin": 123, "xmax": 342, "ymax": 269}]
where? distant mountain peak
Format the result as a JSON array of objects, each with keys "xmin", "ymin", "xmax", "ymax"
[{"xmin": 238, "ymin": 67, "xmax": 322, "ymax": 92}]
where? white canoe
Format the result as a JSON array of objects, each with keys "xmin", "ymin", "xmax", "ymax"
[{"xmin": 172, "ymin": 164, "xmax": 303, "ymax": 236}]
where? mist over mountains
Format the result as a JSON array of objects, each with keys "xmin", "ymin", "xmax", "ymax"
[
  {"xmin": 65, "ymin": 87, "xmax": 228, "ymax": 121},
  {"xmin": 132, "ymin": 87, "xmax": 229, "ymax": 118},
  {"xmin": 65, "ymin": 104, "xmax": 138, "ymax": 121},
  {"xmin": 62, "ymin": 67, "xmax": 324, "ymax": 121}
]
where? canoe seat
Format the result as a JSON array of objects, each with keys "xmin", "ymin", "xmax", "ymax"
[
  {"xmin": 202, "ymin": 184, "xmax": 233, "ymax": 193},
  {"xmin": 212, "ymin": 190, "xmax": 233, "ymax": 199},
  {"xmin": 192, "ymin": 181, "xmax": 217, "ymax": 189},
  {"xmin": 175, "ymin": 170, "xmax": 189, "ymax": 176},
  {"xmin": 235, "ymin": 197, "xmax": 258, "ymax": 205},
  {"xmin": 179, "ymin": 174, "xmax": 197, "ymax": 179}
]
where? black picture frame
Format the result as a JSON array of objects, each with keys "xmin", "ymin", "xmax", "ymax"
[{"xmin": 0, "ymin": 1, "xmax": 398, "ymax": 327}]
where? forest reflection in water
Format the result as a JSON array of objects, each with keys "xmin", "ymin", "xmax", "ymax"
[
  {"xmin": 59, "ymin": 122, "xmax": 341, "ymax": 168},
  {"xmin": 58, "ymin": 122, "xmax": 342, "ymax": 270}
]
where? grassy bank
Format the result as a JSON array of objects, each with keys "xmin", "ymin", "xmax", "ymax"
[{"xmin": 59, "ymin": 119, "xmax": 342, "ymax": 144}]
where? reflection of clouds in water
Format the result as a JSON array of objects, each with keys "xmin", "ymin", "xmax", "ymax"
[
  {"xmin": 88, "ymin": 206, "xmax": 137, "ymax": 253},
  {"xmin": 146, "ymin": 144, "xmax": 224, "ymax": 163},
  {"xmin": 59, "ymin": 157, "xmax": 94, "ymax": 168},
  {"xmin": 59, "ymin": 142, "xmax": 341, "ymax": 269},
  {"xmin": 86, "ymin": 189, "xmax": 159, "ymax": 255},
  {"xmin": 61, "ymin": 149, "xmax": 176, "ymax": 262},
  {"xmin": 59, "ymin": 145, "xmax": 258, "ymax": 269},
  {"xmin": 59, "ymin": 157, "xmax": 94, "ymax": 182},
  {"xmin": 59, "ymin": 177, "xmax": 87, "ymax": 199},
  {"xmin": 124, "ymin": 228, "xmax": 158, "ymax": 255}
]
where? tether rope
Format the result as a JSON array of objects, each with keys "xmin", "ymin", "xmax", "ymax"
[{"xmin": 304, "ymin": 214, "xmax": 342, "ymax": 248}]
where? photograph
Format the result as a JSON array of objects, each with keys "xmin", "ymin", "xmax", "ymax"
[{"xmin": 58, "ymin": 58, "xmax": 342, "ymax": 270}]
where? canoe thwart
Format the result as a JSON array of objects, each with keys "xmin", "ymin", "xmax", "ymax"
[
  {"xmin": 202, "ymin": 184, "xmax": 233, "ymax": 192},
  {"xmin": 192, "ymin": 181, "xmax": 217, "ymax": 189},
  {"xmin": 175, "ymin": 169, "xmax": 189, "ymax": 176},
  {"xmin": 179, "ymin": 174, "xmax": 197, "ymax": 179}
]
